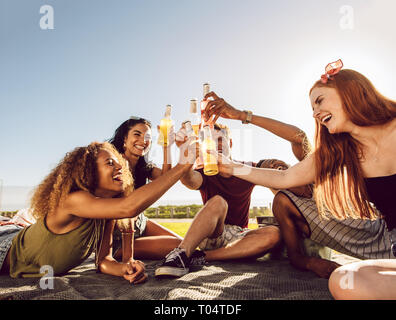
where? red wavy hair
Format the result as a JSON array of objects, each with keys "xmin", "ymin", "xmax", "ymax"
[{"xmin": 310, "ymin": 69, "xmax": 396, "ymax": 220}]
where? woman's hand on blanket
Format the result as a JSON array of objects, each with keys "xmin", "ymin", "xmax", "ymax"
[{"xmin": 123, "ymin": 259, "xmax": 148, "ymax": 284}]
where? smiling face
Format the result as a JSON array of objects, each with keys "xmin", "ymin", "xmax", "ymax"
[
  {"xmin": 94, "ymin": 149, "xmax": 124, "ymax": 198},
  {"xmin": 123, "ymin": 123, "xmax": 152, "ymax": 158},
  {"xmin": 310, "ymin": 86, "xmax": 353, "ymax": 134}
]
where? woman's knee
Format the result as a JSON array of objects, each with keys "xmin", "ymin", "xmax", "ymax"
[
  {"xmin": 329, "ymin": 267, "xmax": 351, "ymax": 300},
  {"xmin": 272, "ymin": 192, "xmax": 310, "ymax": 235},
  {"xmin": 329, "ymin": 263, "xmax": 373, "ymax": 300},
  {"xmin": 272, "ymin": 192, "xmax": 292, "ymax": 218}
]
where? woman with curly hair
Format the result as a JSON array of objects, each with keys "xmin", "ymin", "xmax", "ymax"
[
  {"xmin": 0, "ymin": 139, "xmax": 197, "ymax": 282},
  {"xmin": 204, "ymin": 60, "xmax": 396, "ymax": 299},
  {"xmin": 109, "ymin": 117, "xmax": 183, "ymax": 260}
]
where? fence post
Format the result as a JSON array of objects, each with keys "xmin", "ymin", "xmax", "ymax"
[
  {"xmin": 186, "ymin": 207, "xmax": 190, "ymax": 218},
  {"xmin": 170, "ymin": 207, "xmax": 175, "ymax": 219},
  {"xmin": 155, "ymin": 208, "xmax": 159, "ymax": 218}
]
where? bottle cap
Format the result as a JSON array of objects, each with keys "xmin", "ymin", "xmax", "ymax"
[
  {"xmin": 165, "ymin": 105, "xmax": 172, "ymax": 118},
  {"xmin": 190, "ymin": 99, "xmax": 197, "ymax": 113},
  {"xmin": 203, "ymin": 83, "xmax": 210, "ymax": 97}
]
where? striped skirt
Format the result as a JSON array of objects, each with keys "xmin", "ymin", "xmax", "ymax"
[{"xmin": 280, "ymin": 190, "xmax": 394, "ymax": 260}]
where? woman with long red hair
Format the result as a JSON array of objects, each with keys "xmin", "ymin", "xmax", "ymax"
[{"xmin": 204, "ymin": 60, "xmax": 396, "ymax": 299}]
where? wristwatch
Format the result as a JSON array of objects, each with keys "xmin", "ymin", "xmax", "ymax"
[{"xmin": 242, "ymin": 110, "xmax": 252, "ymax": 124}]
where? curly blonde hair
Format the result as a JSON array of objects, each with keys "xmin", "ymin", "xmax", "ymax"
[{"xmin": 30, "ymin": 142, "xmax": 134, "ymax": 219}]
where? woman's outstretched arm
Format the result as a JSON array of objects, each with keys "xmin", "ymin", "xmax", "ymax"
[
  {"xmin": 64, "ymin": 163, "xmax": 190, "ymax": 220},
  {"xmin": 203, "ymin": 91, "xmax": 311, "ymax": 161},
  {"xmin": 221, "ymin": 152, "xmax": 316, "ymax": 189},
  {"xmin": 63, "ymin": 138, "xmax": 199, "ymax": 220}
]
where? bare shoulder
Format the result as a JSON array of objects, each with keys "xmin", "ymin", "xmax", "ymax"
[
  {"xmin": 46, "ymin": 191, "xmax": 94, "ymax": 233},
  {"xmin": 63, "ymin": 190, "xmax": 97, "ymax": 210},
  {"xmin": 61, "ymin": 190, "xmax": 118, "ymax": 220},
  {"xmin": 66, "ymin": 190, "xmax": 96, "ymax": 200}
]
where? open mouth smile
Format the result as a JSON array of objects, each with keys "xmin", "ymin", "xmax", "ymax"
[
  {"xmin": 320, "ymin": 114, "xmax": 332, "ymax": 124},
  {"xmin": 134, "ymin": 145, "xmax": 146, "ymax": 150},
  {"xmin": 112, "ymin": 173, "xmax": 123, "ymax": 183}
]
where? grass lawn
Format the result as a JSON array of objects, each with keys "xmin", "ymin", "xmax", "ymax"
[{"xmin": 159, "ymin": 222, "xmax": 259, "ymax": 237}]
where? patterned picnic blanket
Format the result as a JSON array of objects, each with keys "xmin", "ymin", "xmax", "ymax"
[{"xmin": 0, "ymin": 255, "xmax": 333, "ymax": 300}]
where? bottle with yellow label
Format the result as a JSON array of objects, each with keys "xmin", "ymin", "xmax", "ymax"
[
  {"xmin": 201, "ymin": 124, "xmax": 219, "ymax": 176},
  {"xmin": 158, "ymin": 105, "xmax": 173, "ymax": 147}
]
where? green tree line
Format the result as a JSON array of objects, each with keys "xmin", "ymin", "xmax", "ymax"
[{"xmin": 1, "ymin": 204, "xmax": 273, "ymax": 220}]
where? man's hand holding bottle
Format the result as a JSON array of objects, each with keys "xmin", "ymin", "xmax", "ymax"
[
  {"xmin": 203, "ymin": 91, "xmax": 246, "ymax": 124},
  {"xmin": 177, "ymin": 133, "xmax": 200, "ymax": 167}
]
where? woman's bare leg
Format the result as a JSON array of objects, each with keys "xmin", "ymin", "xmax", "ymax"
[
  {"xmin": 133, "ymin": 235, "xmax": 182, "ymax": 260},
  {"xmin": 272, "ymin": 191, "xmax": 340, "ymax": 278},
  {"xmin": 113, "ymin": 219, "xmax": 183, "ymax": 260},
  {"xmin": 133, "ymin": 220, "xmax": 182, "ymax": 260},
  {"xmin": 329, "ymin": 259, "xmax": 396, "ymax": 300},
  {"xmin": 143, "ymin": 219, "xmax": 183, "ymax": 240}
]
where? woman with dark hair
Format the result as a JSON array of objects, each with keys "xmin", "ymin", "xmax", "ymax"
[
  {"xmin": 204, "ymin": 60, "xmax": 396, "ymax": 299},
  {"xmin": 0, "ymin": 140, "xmax": 197, "ymax": 282},
  {"xmin": 109, "ymin": 117, "xmax": 182, "ymax": 260}
]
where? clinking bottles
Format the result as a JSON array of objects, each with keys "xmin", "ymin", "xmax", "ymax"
[
  {"xmin": 182, "ymin": 119, "xmax": 203, "ymax": 170},
  {"xmin": 190, "ymin": 99, "xmax": 200, "ymax": 136},
  {"xmin": 158, "ymin": 105, "xmax": 173, "ymax": 147},
  {"xmin": 201, "ymin": 125, "xmax": 219, "ymax": 176},
  {"xmin": 200, "ymin": 83, "xmax": 210, "ymax": 127}
]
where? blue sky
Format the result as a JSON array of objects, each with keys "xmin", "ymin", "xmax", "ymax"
[{"xmin": 1, "ymin": 0, "xmax": 396, "ymax": 208}]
